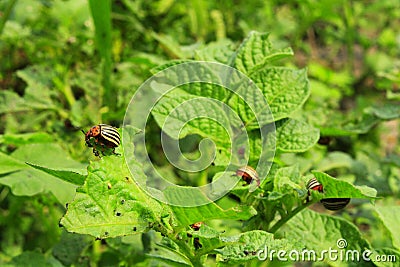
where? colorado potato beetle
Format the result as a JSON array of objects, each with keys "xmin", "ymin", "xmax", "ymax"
[
  {"xmin": 236, "ymin": 166, "xmax": 260, "ymax": 187},
  {"xmin": 320, "ymin": 198, "xmax": 350, "ymax": 211},
  {"xmin": 306, "ymin": 177, "xmax": 324, "ymax": 193},
  {"xmin": 82, "ymin": 124, "xmax": 120, "ymax": 156},
  {"xmin": 306, "ymin": 177, "xmax": 350, "ymax": 211}
]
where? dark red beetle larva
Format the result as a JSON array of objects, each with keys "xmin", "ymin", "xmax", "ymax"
[{"xmin": 190, "ymin": 222, "xmax": 203, "ymax": 231}]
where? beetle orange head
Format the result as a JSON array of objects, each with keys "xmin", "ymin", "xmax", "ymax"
[{"xmin": 89, "ymin": 125, "xmax": 101, "ymax": 137}]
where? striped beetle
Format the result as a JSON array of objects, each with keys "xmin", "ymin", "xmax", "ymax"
[
  {"xmin": 306, "ymin": 177, "xmax": 350, "ymax": 211},
  {"xmin": 82, "ymin": 124, "xmax": 120, "ymax": 156},
  {"xmin": 320, "ymin": 198, "xmax": 350, "ymax": 211},
  {"xmin": 236, "ymin": 166, "xmax": 260, "ymax": 186},
  {"xmin": 306, "ymin": 177, "xmax": 324, "ymax": 193}
]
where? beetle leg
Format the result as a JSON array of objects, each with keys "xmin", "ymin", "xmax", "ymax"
[{"xmin": 112, "ymin": 148, "xmax": 121, "ymax": 156}]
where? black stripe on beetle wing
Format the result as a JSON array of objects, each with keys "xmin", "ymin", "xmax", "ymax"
[
  {"xmin": 100, "ymin": 126, "xmax": 119, "ymax": 139},
  {"xmin": 320, "ymin": 198, "xmax": 350, "ymax": 211},
  {"xmin": 306, "ymin": 178, "xmax": 320, "ymax": 190},
  {"xmin": 101, "ymin": 130, "xmax": 120, "ymax": 146},
  {"xmin": 99, "ymin": 125, "xmax": 120, "ymax": 146}
]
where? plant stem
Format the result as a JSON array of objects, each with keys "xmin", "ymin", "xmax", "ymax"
[
  {"xmin": 53, "ymin": 74, "xmax": 76, "ymax": 108},
  {"xmin": 63, "ymin": 84, "xmax": 76, "ymax": 107},
  {"xmin": 91, "ymin": 239, "xmax": 102, "ymax": 266},
  {"xmin": 268, "ymin": 201, "xmax": 313, "ymax": 233},
  {"xmin": 163, "ymin": 228, "xmax": 202, "ymax": 267}
]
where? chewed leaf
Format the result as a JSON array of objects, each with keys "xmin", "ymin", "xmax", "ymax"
[
  {"xmin": 61, "ymin": 130, "xmax": 173, "ymax": 239},
  {"xmin": 60, "ymin": 154, "xmax": 172, "ymax": 238}
]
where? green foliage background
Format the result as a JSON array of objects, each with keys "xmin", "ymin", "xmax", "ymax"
[{"xmin": 0, "ymin": 0, "xmax": 399, "ymax": 266}]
